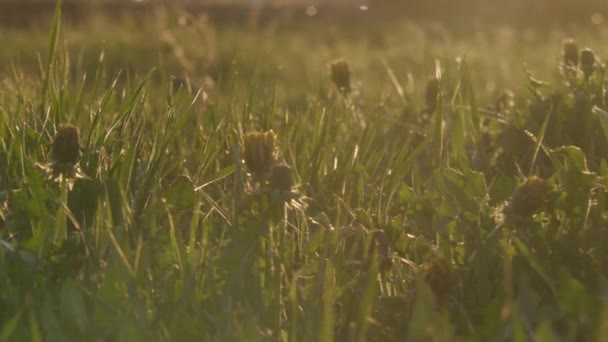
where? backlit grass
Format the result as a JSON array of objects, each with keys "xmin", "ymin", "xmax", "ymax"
[{"xmin": 2, "ymin": 3, "xmax": 608, "ymax": 341}]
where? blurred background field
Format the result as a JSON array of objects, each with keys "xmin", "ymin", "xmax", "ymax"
[
  {"xmin": 3, "ymin": 0, "xmax": 608, "ymax": 341},
  {"xmin": 3, "ymin": 0, "xmax": 608, "ymax": 105},
  {"xmin": 2, "ymin": 0, "xmax": 608, "ymax": 27}
]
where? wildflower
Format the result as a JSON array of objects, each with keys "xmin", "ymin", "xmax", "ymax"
[
  {"xmin": 422, "ymin": 258, "xmax": 452, "ymax": 301},
  {"xmin": 37, "ymin": 124, "xmax": 88, "ymax": 189},
  {"xmin": 270, "ymin": 163, "xmax": 293, "ymax": 191},
  {"xmin": 242, "ymin": 130, "xmax": 277, "ymax": 180},
  {"xmin": 268, "ymin": 163, "xmax": 306, "ymax": 208},
  {"xmin": 52, "ymin": 124, "xmax": 81, "ymax": 164},
  {"xmin": 504, "ymin": 176, "xmax": 551, "ymax": 216},
  {"xmin": 562, "ymin": 39, "xmax": 579, "ymax": 66},
  {"xmin": 329, "ymin": 59, "xmax": 351, "ymax": 94},
  {"xmin": 425, "ymin": 77, "xmax": 440, "ymax": 113},
  {"xmin": 580, "ymin": 48, "xmax": 596, "ymax": 78}
]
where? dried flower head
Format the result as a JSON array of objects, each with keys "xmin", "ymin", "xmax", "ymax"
[
  {"xmin": 53, "ymin": 124, "xmax": 81, "ymax": 165},
  {"xmin": 242, "ymin": 130, "xmax": 277, "ymax": 179},
  {"xmin": 270, "ymin": 164, "xmax": 293, "ymax": 191},
  {"xmin": 37, "ymin": 124, "xmax": 88, "ymax": 189},
  {"xmin": 504, "ymin": 176, "xmax": 551, "ymax": 216},
  {"xmin": 330, "ymin": 59, "xmax": 351, "ymax": 94},
  {"xmin": 562, "ymin": 39, "xmax": 579, "ymax": 67},
  {"xmin": 425, "ymin": 77, "xmax": 440, "ymax": 113},
  {"xmin": 422, "ymin": 258, "xmax": 452, "ymax": 301},
  {"xmin": 580, "ymin": 48, "xmax": 596, "ymax": 77}
]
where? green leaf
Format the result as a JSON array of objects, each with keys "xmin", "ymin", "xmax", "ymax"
[
  {"xmin": 398, "ymin": 183, "xmax": 416, "ymax": 203},
  {"xmin": 41, "ymin": 294, "xmax": 66, "ymax": 341},
  {"xmin": 407, "ymin": 276, "xmax": 436, "ymax": 340},
  {"xmin": 489, "ymin": 175, "xmax": 516, "ymax": 205},
  {"xmin": 41, "ymin": 0, "xmax": 62, "ymax": 116},
  {"xmin": 553, "ymin": 145, "xmax": 590, "ymax": 171},
  {"xmin": 165, "ymin": 175, "xmax": 196, "ymax": 209},
  {"xmin": 535, "ymin": 320, "xmax": 558, "ymax": 342},
  {"xmin": 1, "ymin": 309, "xmax": 24, "ymax": 341},
  {"xmin": 60, "ymin": 278, "xmax": 88, "ymax": 333}
]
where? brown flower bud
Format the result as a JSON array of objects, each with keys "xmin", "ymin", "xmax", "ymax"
[
  {"xmin": 329, "ymin": 59, "xmax": 351, "ymax": 94},
  {"xmin": 422, "ymin": 258, "xmax": 452, "ymax": 301},
  {"xmin": 563, "ymin": 39, "xmax": 579, "ymax": 66},
  {"xmin": 242, "ymin": 130, "xmax": 276, "ymax": 178},
  {"xmin": 425, "ymin": 78, "xmax": 440, "ymax": 113},
  {"xmin": 580, "ymin": 48, "xmax": 596, "ymax": 77},
  {"xmin": 270, "ymin": 164, "xmax": 293, "ymax": 191},
  {"xmin": 505, "ymin": 176, "xmax": 551, "ymax": 216},
  {"xmin": 53, "ymin": 124, "xmax": 81, "ymax": 165}
]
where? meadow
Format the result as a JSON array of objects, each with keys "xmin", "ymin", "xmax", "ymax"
[{"xmin": 3, "ymin": 3, "xmax": 608, "ymax": 341}]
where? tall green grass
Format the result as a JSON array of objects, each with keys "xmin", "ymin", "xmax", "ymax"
[{"xmin": 2, "ymin": 4, "xmax": 608, "ymax": 341}]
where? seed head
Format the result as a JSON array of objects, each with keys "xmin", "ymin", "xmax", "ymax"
[
  {"xmin": 580, "ymin": 48, "xmax": 596, "ymax": 77},
  {"xmin": 37, "ymin": 124, "xmax": 88, "ymax": 189},
  {"xmin": 329, "ymin": 59, "xmax": 351, "ymax": 94},
  {"xmin": 243, "ymin": 130, "xmax": 277, "ymax": 178},
  {"xmin": 505, "ymin": 176, "xmax": 551, "ymax": 216},
  {"xmin": 562, "ymin": 39, "xmax": 579, "ymax": 66},
  {"xmin": 270, "ymin": 164, "xmax": 293, "ymax": 191},
  {"xmin": 53, "ymin": 124, "xmax": 81, "ymax": 165},
  {"xmin": 422, "ymin": 258, "xmax": 452, "ymax": 301},
  {"xmin": 425, "ymin": 78, "xmax": 440, "ymax": 113}
]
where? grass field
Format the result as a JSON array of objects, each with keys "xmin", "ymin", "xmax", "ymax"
[{"xmin": 3, "ymin": 2, "xmax": 608, "ymax": 341}]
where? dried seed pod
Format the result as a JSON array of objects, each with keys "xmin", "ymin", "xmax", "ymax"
[
  {"xmin": 425, "ymin": 77, "xmax": 440, "ymax": 113},
  {"xmin": 562, "ymin": 39, "xmax": 579, "ymax": 66},
  {"xmin": 504, "ymin": 176, "xmax": 551, "ymax": 216},
  {"xmin": 329, "ymin": 59, "xmax": 351, "ymax": 94},
  {"xmin": 580, "ymin": 48, "xmax": 596, "ymax": 77},
  {"xmin": 270, "ymin": 164, "xmax": 293, "ymax": 191},
  {"xmin": 53, "ymin": 124, "xmax": 81, "ymax": 165},
  {"xmin": 242, "ymin": 130, "xmax": 276, "ymax": 178}
]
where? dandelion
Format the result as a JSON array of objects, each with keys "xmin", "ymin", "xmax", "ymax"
[
  {"xmin": 580, "ymin": 48, "xmax": 596, "ymax": 78},
  {"xmin": 37, "ymin": 124, "xmax": 88, "ymax": 190},
  {"xmin": 242, "ymin": 130, "xmax": 277, "ymax": 180},
  {"xmin": 270, "ymin": 163, "xmax": 293, "ymax": 191},
  {"xmin": 504, "ymin": 176, "xmax": 551, "ymax": 216},
  {"xmin": 562, "ymin": 39, "xmax": 579, "ymax": 66},
  {"xmin": 268, "ymin": 163, "xmax": 306, "ymax": 208},
  {"xmin": 52, "ymin": 124, "xmax": 81, "ymax": 165},
  {"xmin": 425, "ymin": 77, "xmax": 440, "ymax": 113},
  {"xmin": 329, "ymin": 59, "xmax": 351, "ymax": 94}
]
